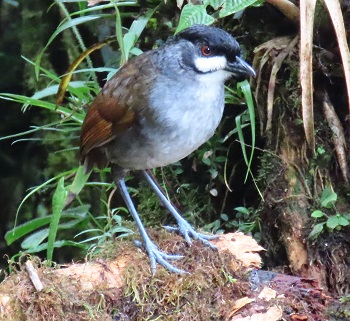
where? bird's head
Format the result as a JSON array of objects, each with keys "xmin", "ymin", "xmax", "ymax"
[{"xmin": 174, "ymin": 24, "xmax": 255, "ymax": 82}]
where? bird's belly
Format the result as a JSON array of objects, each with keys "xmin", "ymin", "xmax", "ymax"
[
  {"xmin": 105, "ymin": 83, "xmax": 225, "ymax": 170},
  {"xmin": 107, "ymin": 110, "xmax": 223, "ymax": 169}
]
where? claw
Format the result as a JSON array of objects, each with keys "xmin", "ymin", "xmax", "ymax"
[
  {"xmin": 143, "ymin": 170, "xmax": 218, "ymax": 250},
  {"xmin": 163, "ymin": 218, "xmax": 218, "ymax": 250},
  {"xmin": 118, "ymin": 179, "xmax": 187, "ymax": 274},
  {"xmin": 145, "ymin": 241, "xmax": 187, "ymax": 274}
]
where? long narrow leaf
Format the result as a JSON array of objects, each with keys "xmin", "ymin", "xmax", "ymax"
[
  {"xmin": 0, "ymin": 121, "xmax": 62, "ymax": 142},
  {"xmin": 34, "ymin": 15, "xmax": 110, "ymax": 78},
  {"xmin": 47, "ymin": 177, "xmax": 68, "ymax": 263},
  {"xmin": 22, "ymin": 229, "xmax": 50, "ymax": 250},
  {"xmin": 123, "ymin": 7, "xmax": 157, "ymax": 59},
  {"xmin": 0, "ymin": 93, "xmax": 84, "ymax": 123},
  {"xmin": 238, "ymin": 80, "xmax": 255, "ymax": 181},
  {"xmin": 65, "ymin": 166, "xmax": 91, "ymax": 206},
  {"xmin": 56, "ymin": 37, "xmax": 117, "ymax": 105},
  {"xmin": 14, "ymin": 168, "xmax": 77, "ymax": 228},
  {"xmin": 56, "ymin": 1, "xmax": 137, "ymax": 15},
  {"xmin": 235, "ymin": 114, "xmax": 248, "ymax": 165},
  {"xmin": 300, "ymin": 0, "xmax": 316, "ymax": 151},
  {"xmin": 5, "ymin": 211, "xmax": 88, "ymax": 245},
  {"xmin": 324, "ymin": 0, "xmax": 350, "ymax": 118},
  {"xmin": 26, "ymin": 240, "xmax": 87, "ymax": 254}
]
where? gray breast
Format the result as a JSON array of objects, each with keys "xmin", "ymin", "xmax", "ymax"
[{"xmin": 105, "ymin": 71, "xmax": 226, "ymax": 170}]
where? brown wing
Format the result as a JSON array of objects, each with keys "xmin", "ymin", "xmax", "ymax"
[
  {"xmin": 80, "ymin": 53, "xmax": 155, "ymax": 171},
  {"xmin": 80, "ymin": 95, "xmax": 135, "ymax": 171},
  {"xmin": 80, "ymin": 96, "xmax": 134, "ymax": 156}
]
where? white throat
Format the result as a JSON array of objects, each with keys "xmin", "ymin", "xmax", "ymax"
[{"xmin": 194, "ymin": 56, "xmax": 227, "ymax": 73}]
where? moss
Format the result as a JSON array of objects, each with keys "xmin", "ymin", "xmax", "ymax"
[{"xmin": 115, "ymin": 229, "xmax": 250, "ymax": 320}]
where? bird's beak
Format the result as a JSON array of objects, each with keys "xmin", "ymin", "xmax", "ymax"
[{"xmin": 226, "ymin": 56, "xmax": 256, "ymax": 81}]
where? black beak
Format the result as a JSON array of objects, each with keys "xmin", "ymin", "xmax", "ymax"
[{"xmin": 226, "ymin": 56, "xmax": 256, "ymax": 81}]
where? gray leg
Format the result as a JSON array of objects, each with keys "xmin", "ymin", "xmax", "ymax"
[
  {"xmin": 117, "ymin": 178, "xmax": 186, "ymax": 274},
  {"xmin": 142, "ymin": 170, "xmax": 217, "ymax": 249}
]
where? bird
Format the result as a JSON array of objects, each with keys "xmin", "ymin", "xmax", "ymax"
[{"xmin": 80, "ymin": 24, "xmax": 255, "ymax": 274}]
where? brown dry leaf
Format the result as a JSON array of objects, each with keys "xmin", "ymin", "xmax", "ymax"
[
  {"xmin": 227, "ymin": 297, "xmax": 255, "ymax": 319},
  {"xmin": 231, "ymin": 305, "xmax": 283, "ymax": 321},
  {"xmin": 324, "ymin": 0, "xmax": 350, "ymax": 117},
  {"xmin": 258, "ymin": 286, "xmax": 277, "ymax": 301},
  {"xmin": 265, "ymin": 0, "xmax": 299, "ymax": 23},
  {"xmin": 290, "ymin": 315, "xmax": 308, "ymax": 321},
  {"xmin": 213, "ymin": 232, "xmax": 264, "ymax": 269},
  {"xmin": 253, "ymin": 36, "xmax": 296, "ymax": 135},
  {"xmin": 266, "ymin": 36, "xmax": 298, "ymax": 133},
  {"xmin": 300, "ymin": 0, "xmax": 317, "ymax": 151},
  {"xmin": 323, "ymin": 90, "xmax": 349, "ymax": 184}
]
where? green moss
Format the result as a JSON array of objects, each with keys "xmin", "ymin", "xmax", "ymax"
[{"xmin": 119, "ymin": 229, "xmax": 249, "ymax": 320}]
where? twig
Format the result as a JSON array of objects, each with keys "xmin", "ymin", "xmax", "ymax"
[{"xmin": 25, "ymin": 261, "xmax": 44, "ymax": 292}]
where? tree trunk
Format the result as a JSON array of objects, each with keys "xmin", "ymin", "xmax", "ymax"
[{"xmin": 250, "ymin": 6, "xmax": 350, "ymax": 293}]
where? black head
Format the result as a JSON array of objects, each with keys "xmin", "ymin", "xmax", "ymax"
[{"xmin": 175, "ymin": 25, "xmax": 255, "ymax": 80}]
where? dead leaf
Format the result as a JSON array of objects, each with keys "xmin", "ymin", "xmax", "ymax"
[
  {"xmin": 323, "ymin": 90, "xmax": 349, "ymax": 184},
  {"xmin": 228, "ymin": 297, "xmax": 255, "ymax": 318},
  {"xmin": 258, "ymin": 287, "xmax": 277, "ymax": 301},
  {"xmin": 230, "ymin": 305, "xmax": 283, "ymax": 321},
  {"xmin": 291, "ymin": 314, "xmax": 308, "ymax": 320},
  {"xmin": 213, "ymin": 232, "xmax": 265, "ymax": 269},
  {"xmin": 300, "ymin": 0, "xmax": 317, "ymax": 151}
]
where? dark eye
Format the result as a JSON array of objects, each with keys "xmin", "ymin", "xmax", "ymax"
[{"xmin": 201, "ymin": 45, "xmax": 212, "ymax": 56}]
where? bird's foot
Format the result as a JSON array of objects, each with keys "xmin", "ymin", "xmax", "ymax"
[
  {"xmin": 134, "ymin": 240, "xmax": 188, "ymax": 275},
  {"xmin": 164, "ymin": 216, "xmax": 217, "ymax": 249}
]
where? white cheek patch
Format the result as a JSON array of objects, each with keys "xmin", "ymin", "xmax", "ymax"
[
  {"xmin": 198, "ymin": 69, "xmax": 232, "ymax": 84},
  {"xmin": 194, "ymin": 56, "xmax": 227, "ymax": 73}
]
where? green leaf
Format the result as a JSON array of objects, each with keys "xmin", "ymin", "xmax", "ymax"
[
  {"xmin": 68, "ymin": 166, "xmax": 90, "ymax": 197},
  {"xmin": 5, "ymin": 210, "xmax": 89, "ymax": 246},
  {"xmin": 221, "ymin": 213, "xmax": 229, "ymax": 221},
  {"xmin": 202, "ymin": 158, "xmax": 212, "ymax": 166},
  {"xmin": 209, "ymin": 168, "xmax": 218, "ymax": 178},
  {"xmin": 123, "ymin": 7, "xmax": 157, "ymax": 60},
  {"xmin": 237, "ymin": 80, "xmax": 255, "ymax": 182},
  {"xmin": 342, "ymin": 213, "xmax": 350, "ymax": 220},
  {"xmin": 320, "ymin": 187, "xmax": 337, "ymax": 208},
  {"xmin": 207, "ymin": 0, "xmax": 225, "ymax": 10},
  {"xmin": 0, "ymin": 93, "xmax": 84, "ymax": 123},
  {"xmin": 130, "ymin": 47, "xmax": 143, "ymax": 56},
  {"xmin": 21, "ymin": 229, "xmax": 49, "ymax": 250},
  {"xmin": 219, "ymin": 0, "xmax": 259, "ymax": 18},
  {"xmin": 311, "ymin": 210, "xmax": 326, "ymax": 218},
  {"xmin": 62, "ymin": 205, "xmax": 91, "ymax": 217},
  {"xmin": 47, "ymin": 177, "xmax": 68, "ymax": 263},
  {"xmin": 26, "ymin": 240, "xmax": 88, "ymax": 254},
  {"xmin": 176, "ymin": 4, "xmax": 215, "ymax": 34},
  {"xmin": 234, "ymin": 207, "xmax": 250, "ymax": 215},
  {"xmin": 6, "ymin": 217, "xmax": 52, "ymax": 245},
  {"xmin": 326, "ymin": 215, "xmax": 339, "ymax": 229},
  {"xmin": 308, "ymin": 223, "xmax": 325, "ymax": 239},
  {"xmin": 215, "ymin": 156, "xmax": 227, "ymax": 163},
  {"xmin": 337, "ymin": 216, "xmax": 350, "ymax": 227},
  {"xmin": 123, "ymin": 32, "xmax": 138, "ymax": 61},
  {"xmin": 13, "ymin": 169, "xmax": 77, "ymax": 226},
  {"xmin": 110, "ymin": 226, "xmax": 133, "ymax": 236}
]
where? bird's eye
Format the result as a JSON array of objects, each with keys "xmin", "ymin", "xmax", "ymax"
[{"xmin": 201, "ymin": 45, "xmax": 212, "ymax": 56}]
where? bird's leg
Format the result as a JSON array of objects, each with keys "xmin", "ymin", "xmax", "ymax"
[
  {"xmin": 142, "ymin": 170, "xmax": 217, "ymax": 249},
  {"xmin": 117, "ymin": 178, "xmax": 186, "ymax": 274}
]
